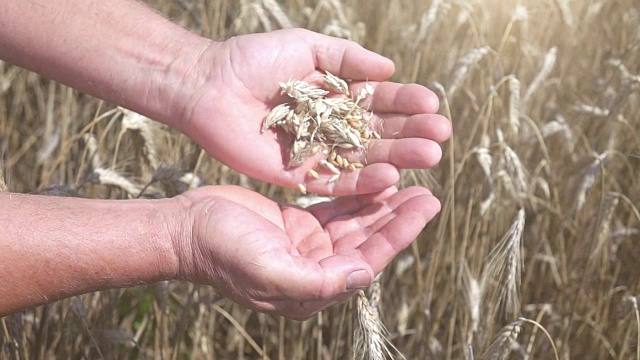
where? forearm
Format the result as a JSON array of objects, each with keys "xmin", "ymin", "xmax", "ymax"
[
  {"xmin": 0, "ymin": 192, "xmax": 182, "ymax": 316},
  {"xmin": 0, "ymin": 0, "xmax": 213, "ymax": 130}
]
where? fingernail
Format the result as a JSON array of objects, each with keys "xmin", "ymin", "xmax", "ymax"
[{"xmin": 346, "ymin": 270, "xmax": 371, "ymax": 290}]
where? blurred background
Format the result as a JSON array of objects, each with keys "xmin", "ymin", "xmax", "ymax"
[{"xmin": 1, "ymin": 0, "xmax": 639, "ymax": 359}]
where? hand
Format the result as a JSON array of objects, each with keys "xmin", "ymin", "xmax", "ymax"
[
  {"xmin": 179, "ymin": 29, "xmax": 451, "ymax": 196},
  {"xmin": 173, "ymin": 185, "xmax": 440, "ymax": 320}
]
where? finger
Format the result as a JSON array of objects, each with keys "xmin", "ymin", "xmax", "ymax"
[
  {"xmin": 350, "ymin": 193, "xmax": 441, "ymax": 273},
  {"xmin": 307, "ymin": 187, "xmax": 398, "ymax": 226},
  {"xmin": 299, "ymin": 30, "xmax": 395, "ymax": 81},
  {"xmin": 326, "ymin": 186, "xmax": 433, "ymax": 242},
  {"xmin": 350, "ymin": 82, "xmax": 440, "ymax": 114},
  {"xmin": 373, "ymin": 113, "xmax": 452, "ymax": 142},
  {"xmin": 361, "ymin": 138, "xmax": 443, "ymax": 169},
  {"xmin": 302, "ymin": 162, "xmax": 401, "ymax": 196}
]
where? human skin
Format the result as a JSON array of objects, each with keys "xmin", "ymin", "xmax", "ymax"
[
  {"xmin": 0, "ymin": 0, "xmax": 450, "ymax": 318},
  {"xmin": 0, "ymin": 186, "xmax": 441, "ymax": 320},
  {"xmin": 0, "ymin": 0, "xmax": 450, "ymax": 196}
]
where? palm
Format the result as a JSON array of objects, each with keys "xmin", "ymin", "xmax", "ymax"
[
  {"xmin": 185, "ymin": 29, "xmax": 450, "ymax": 195},
  {"xmin": 180, "ymin": 185, "xmax": 440, "ymax": 319}
]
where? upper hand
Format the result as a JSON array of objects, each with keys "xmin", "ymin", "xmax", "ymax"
[
  {"xmin": 179, "ymin": 29, "xmax": 451, "ymax": 196},
  {"xmin": 172, "ymin": 185, "xmax": 440, "ymax": 320}
]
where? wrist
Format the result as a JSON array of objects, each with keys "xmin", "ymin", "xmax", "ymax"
[
  {"xmin": 164, "ymin": 193, "xmax": 197, "ymax": 281},
  {"xmin": 141, "ymin": 34, "xmax": 220, "ymax": 133}
]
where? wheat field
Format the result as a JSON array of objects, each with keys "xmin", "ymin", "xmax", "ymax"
[{"xmin": 1, "ymin": 0, "xmax": 639, "ymax": 359}]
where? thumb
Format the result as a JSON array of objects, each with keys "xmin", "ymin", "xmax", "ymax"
[
  {"xmin": 265, "ymin": 254, "xmax": 374, "ymax": 319},
  {"xmin": 278, "ymin": 254, "xmax": 374, "ymax": 299}
]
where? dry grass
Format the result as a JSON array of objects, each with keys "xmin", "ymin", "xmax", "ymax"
[{"xmin": 1, "ymin": 0, "xmax": 639, "ymax": 359}]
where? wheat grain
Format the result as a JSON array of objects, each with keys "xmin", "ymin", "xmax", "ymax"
[
  {"xmin": 307, "ymin": 169, "xmax": 319, "ymax": 179},
  {"xmin": 119, "ymin": 108, "xmax": 159, "ymax": 170},
  {"xmin": 472, "ymin": 147, "xmax": 492, "ymax": 178},
  {"xmin": 448, "ymin": 47, "xmax": 491, "ymax": 97},
  {"xmin": 576, "ymin": 151, "xmax": 610, "ymax": 212},
  {"xmin": 466, "ymin": 344, "xmax": 475, "ymax": 360},
  {"xmin": 626, "ymin": 296, "xmax": 640, "ymax": 360},
  {"xmin": 610, "ymin": 59, "xmax": 640, "ymax": 84},
  {"xmin": 461, "ymin": 262, "xmax": 481, "ymax": 336},
  {"xmin": 472, "ymin": 145, "xmax": 496, "ymax": 216},
  {"xmin": 480, "ymin": 192, "xmax": 496, "ymax": 216},
  {"xmin": 327, "ymin": 0, "xmax": 348, "ymax": 25},
  {"xmin": 482, "ymin": 320, "xmax": 522, "ymax": 360},
  {"xmin": 396, "ymin": 296, "xmax": 409, "ymax": 336},
  {"xmin": 393, "ymin": 254, "xmax": 415, "ymax": 278},
  {"xmin": 295, "ymin": 194, "xmax": 332, "ymax": 208},
  {"xmin": 324, "ymin": 71, "xmax": 350, "ymax": 96},
  {"xmin": 589, "ymin": 192, "xmax": 619, "ymax": 273},
  {"xmin": 523, "ymin": 47, "xmax": 557, "ymax": 104},
  {"xmin": 94, "ymin": 168, "xmax": 141, "ymax": 197},
  {"xmin": 233, "ymin": 0, "xmax": 262, "ymax": 33},
  {"xmin": 415, "ymin": 0, "xmax": 445, "ymax": 47},
  {"xmin": 554, "ymin": 0, "xmax": 574, "ymax": 26},
  {"xmin": 83, "ymin": 133, "xmax": 103, "ymax": 169},
  {"xmin": 0, "ymin": 171, "xmax": 7, "ymax": 192},
  {"xmin": 573, "ymin": 104, "xmax": 610, "ymax": 117},
  {"xmin": 368, "ymin": 274, "xmax": 382, "ymax": 319},
  {"xmin": 481, "ymin": 209, "xmax": 525, "ymax": 321},
  {"xmin": 264, "ymin": 72, "xmax": 380, "ymax": 181},
  {"xmin": 507, "ymin": 75, "xmax": 521, "ymax": 135},
  {"xmin": 36, "ymin": 129, "xmax": 60, "ymax": 165},
  {"xmin": 262, "ymin": 0, "xmax": 294, "ymax": 28},
  {"xmin": 496, "ymin": 130, "xmax": 528, "ymax": 196},
  {"xmin": 179, "ymin": 173, "xmax": 201, "ymax": 189},
  {"xmin": 252, "ymin": 3, "xmax": 273, "ymax": 32},
  {"xmin": 353, "ymin": 290, "xmax": 402, "ymax": 360}
]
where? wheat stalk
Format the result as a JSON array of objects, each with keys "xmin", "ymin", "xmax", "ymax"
[
  {"xmin": 353, "ymin": 290, "xmax": 402, "ymax": 360},
  {"xmin": 626, "ymin": 296, "xmax": 640, "ymax": 360},
  {"xmin": 252, "ymin": 3, "xmax": 273, "ymax": 32},
  {"xmin": 262, "ymin": 0, "xmax": 294, "ymax": 29},
  {"xmin": 481, "ymin": 320, "xmax": 522, "ymax": 360},
  {"xmin": 481, "ymin": 209, "xmax": 526, "ymax": 322},
  {"xmin": 447, "ymin": 47, "xmax": 491, "ymax": 98},
  {"xmin": 523, "ymin": 47, "xmax": 557, "ymax": 104},
  {"xmin": 83, "ymin": 133, "xmax": 103, "ymax": 169},
  {"xmin": 368, "ymin": 273, "xmax": 382, "ymax": 319},
  {"xmin": 118, "ymin": 108, "xmax": 160, "ymax": 171},
  {"xmin": 554, "ymin": 0, "xmax": 574, "ymax": 26},
  {"xmin": 507, "ymin": 75, "xmax": 521, "ymax": 135},
  {"xmin": 471, "ymin": 146, "xmax": 496, "ymax": 215},
  {"xmin": 496, "ymin": 130, "xmax": 528, "ymax": 197},
  {"xmin": 233, "ymin": 0, "xmax": 262, "ymax": 34},
  {"xmin": 93, "ymin": 168, "xmax": 141, "ymax": 197},
  {"xmin": 588, "ymin": 192, "xmax": 619, "ymax": 275},
  {"xmin": 415, "ymin": 0, "xmax": 445, "ymax": 48},
  {"xmin": 460, "ymin": 261, "xmax": 482, "ymax": 344},
  {"xmin": 573, "ymin": 104, "xmax": 610, "ymax": 117},
  {"xmin": 0, "ymin": 168, "xmax": 7, "ymax": 192},
  {"xmin": 575, "ymin": 151, "xmax": 611, "ymax": 212}
]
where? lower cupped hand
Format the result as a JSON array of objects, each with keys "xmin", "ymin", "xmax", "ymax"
[{"xmin": 171, "ymin": 185, "xmax": 440, "ymax": 320}]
